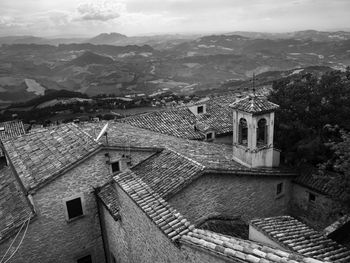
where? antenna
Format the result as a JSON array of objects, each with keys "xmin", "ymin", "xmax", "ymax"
[
  {"xmin": 95, "ymin": 123, "xmax": 109, "ymax": 142},
  {"xmin": 252, "ymin": 73, "xmax": 256, "ymax": 96},
  {"xmin": 123, "ymin": 105, "xmax": 131, "ymax": 158}
]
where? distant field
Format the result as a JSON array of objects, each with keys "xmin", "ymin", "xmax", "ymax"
[
  {"xmin": 24, "ymin": 79, "xmax": 46, "ymax": 95},
  {"xmin": 110, "ymin": 106, "xmax": 161, "ymax": 116},
  {"xmin": 46, "ymin": 106, "xmax": 160, "ymax": 123}
]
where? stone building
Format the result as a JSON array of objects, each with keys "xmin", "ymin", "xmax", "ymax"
[{"xmin": 0, "ymin": 95, "xmax": 349, "ymax": 263}]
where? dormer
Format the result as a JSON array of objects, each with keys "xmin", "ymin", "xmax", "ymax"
[
  {"xmin": 194, "ymin": 121, "xmax": 216, "ymax": 141},
  {"xmin": 108, "ymin": 153, "xmax": 132, "ymax": 174},
  {"xmin": 229, "ymin": 95, "xmax": 280, "ymax": 168},
  {"xmin": 188, "ymin": 98, "xmax": 210, "ymax": 116}
]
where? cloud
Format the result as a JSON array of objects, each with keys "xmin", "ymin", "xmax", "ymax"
[{"xmin": 76, "ymin": 1, "xmax": 124, "ymax": 21}]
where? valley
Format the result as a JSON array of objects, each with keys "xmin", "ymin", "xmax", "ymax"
[{"xmin": 0, "ymin": 30, "xmax": 349, "ymax": 123}]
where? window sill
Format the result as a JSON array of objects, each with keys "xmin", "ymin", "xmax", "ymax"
[{"xmin": 66, "ymin": 214, "xmax": 85, "ymax": 223}]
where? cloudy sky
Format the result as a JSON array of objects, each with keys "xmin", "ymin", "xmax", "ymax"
[{"xmin": 1, "ymin": 0, "xmax": 349, "ymax": 37}]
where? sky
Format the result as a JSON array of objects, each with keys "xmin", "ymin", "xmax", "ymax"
[{"xmin": 0, "ymin": 0, "xmax": 350, "ymax": 37}]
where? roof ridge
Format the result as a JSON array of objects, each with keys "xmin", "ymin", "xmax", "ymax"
[
  {"xmin": 228, "ymin": 95, "xmax": 249, "ymax": 107},
  {"xmin": 120, "ymin": 106, "xmax": 190, "ymax": 120},
  {"xmin": 114, "ymin": 170, "xmax": 195, "ymax": 241},
  {"xmin": 71, "ymin": 123, "xmax": 102, "ymax": 145},
  {"xmin": 129, "ymin": 149, "xmax": 164, "ymax": 170},
  {"xmin": 166, "ymin": 148, "xmax": 206, "ymax": 170}
]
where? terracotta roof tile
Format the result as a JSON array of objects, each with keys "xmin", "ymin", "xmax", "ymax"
[
  {"xmin": 130, "ymin": 149, "xmax": 205, "ymax": 199},
  {"xmin": 2, "ymin": 123, "xmax": 101, "ymax": 191},
  {"xmin": 250, "ymin": 216, "xmax": 350, "ymax": 263},
  {"xmin": 109, "ymin": 160, "xmax": 323, "ymax": 263},
  {"xmin": 0, "ymin": 167, "xmax": 33, "ymax": 242},
  {"xmin": 114, "ymin": 170, "xmax": 195, "ymax": 241},
  {"xmin": 121, "ymin": 108, "xmax": 204, "ymax": 140},
  {"xmin": 181, "ymin": 228, "xmax": 326, "ymax": 263},
  {"xmin": 97, "ymin": 183, "xmax": 120, "ymax": 221},
  {"xmin": 294, "ymin": 169, "xmax": 346, "ymax": 201},
  {"xmin": 120, "ymin": 94, "xmax": 236, "ymax": 140},
  {"xmin": 0, "ymin": 120, "xmax": 26, "ymax": 141},
  {"xmin": 81, "ymin": 122, "xmax": 295, "ymax": 177},
  {"xmin": 229, "ymin": 95, "xmax": 279, "ymax": 115}
]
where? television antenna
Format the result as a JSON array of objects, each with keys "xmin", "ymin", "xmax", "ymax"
[
  {"xmin": 251, "ymin": 73, "xmax": 256, "ymax": 96},
  {"xmin": 95, "ymin": 123, "xmax": 109, "ymax": 143}
]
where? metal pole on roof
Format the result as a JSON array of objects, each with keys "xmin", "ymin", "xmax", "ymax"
[{"xmin": 252, "ymin": 73, "xmax": 256, "ymax": 96}]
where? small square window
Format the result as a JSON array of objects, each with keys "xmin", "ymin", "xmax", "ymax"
[
  {"xmin": 66, "ymin": 197, "xmax": 83, "ymax": 220},
  {"xmin": 308, "ymin": 193, "xmax": 316, "ymax": 202},
  {"xmin": 77, "ymin": 255, "xmax": 92, "ymax": 263},
  {"xmin": 276, "ymin": 182, "xmax": 283, "ymax": 196},
  {"xmin": 206, "ymin": 132, "xmax": 213, "ymax": 140},
  {"xmin": 111, "ymin": 161, "xmax": 120, "ymax": 173},
  {"xmin": 197, "ymin": 106, "xmax": 204, "ymax": 114}
]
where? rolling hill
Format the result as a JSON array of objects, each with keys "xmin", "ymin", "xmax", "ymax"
[{"xmin": 0, "ymin": 30, "xmax": 349, "ymax": 105}]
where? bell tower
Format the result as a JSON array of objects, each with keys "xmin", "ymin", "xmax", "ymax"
[{"xmin": 229, "ymin": 95, "xmax": 280, "ymax": 168}]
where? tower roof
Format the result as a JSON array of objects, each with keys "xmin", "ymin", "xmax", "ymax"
[{"xmin": 229, "ymin": 95, "xmax": 279, "ymax": 115}]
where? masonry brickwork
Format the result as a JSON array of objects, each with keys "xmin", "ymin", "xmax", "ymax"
[
  {"xmin": 99, "ymin": 183, "xmax": 232, "ymax": 263},
  {"xmin": 0, "ymin": 149, "xmax": 154, "ymax": 263},
  {"xmin": 290, "ymin": 183, "xmax": 339, "ymax": 230},
  {"xmin": 168, "ymin": 173, "xmax": 292, "ymax": 224}
]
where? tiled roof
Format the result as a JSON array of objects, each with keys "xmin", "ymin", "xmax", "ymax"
[
  {"xmin": 2, "ymin": 123, "xmax": 101, "ymax": 191},
  {"xmin": 120, "ymin": 94, "xmax": 235, "ymax": 140},
  {"xmin": 229, "ymin": 95, "xmax": 279, "ymax": 115},
  {"xmin": 112, "ymin": 166, "xmax": 325, "ymax": 263},
  {"xmin": 121, "ymin": 108, "xmax": 203, "ymax": 139},
  {"xmin": 97, "ymin": 183, "xmax": 120, "ymax": 221},
  {"xmin": 181, "ymin": 228, "xmax": 325, "ymax": 263},
  {"xmin": 81, "ymin": 122, "xmax": 296, "ymax": 176},
  {"xmin": 250, "ymin": 216, "xmax": 350, "ymax": 263},
  {"xmin": 106, "ymin": 147, "xmax": 321, "ymax": 263},
  {"xmin": 0, "ymin": 120, "xmax": 26, "ymax": 141},
  {"xmin": 323, "ymin": 215, "xmax": 350, "ymax": 237},
  {"xmin": 0, "ymin": 167, "xmax": 33, "ymax": 242},
  {"xmin": 130, "ymin": 149, "xmax": 205, "ymax": 199},
  {"xmin": 294, "ymin": 169, "xmax": 347, "ymax": 201},
  {"xmin": 114, "ymin": 170, "xmax": 195, "ymax": 241}
]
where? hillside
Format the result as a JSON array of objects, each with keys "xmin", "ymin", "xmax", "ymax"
[
  {"xmin": 0, "ymin": 30, "xmax": 349, "ymax": 105},
  {"xmin": 68, "ymin": 51, "xmax": 114, "ymax": 66}
]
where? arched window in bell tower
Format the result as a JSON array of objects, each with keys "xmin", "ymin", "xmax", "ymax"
[
  {"xmin": 257, "ymin": 118, "xmax": 267, "ymax": 147},
  {"xmin": 238, "ymin": 118, "xmax": 248, "ymax": 146}
]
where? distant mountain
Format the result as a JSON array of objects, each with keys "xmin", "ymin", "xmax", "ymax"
[
  {"xmin": 0, "ymin": 33, "xmax": 198, "ymax": 49},
  {"xmin": 0, "ymin": 35, "xmax": 88, "ymax": 46},
  {"xmin": 227, "ymin": 30, "xmax": 350, "ymax": 42},
  {"xmin": 0, "ymin": 36, "xmax": 48, "ymax": 45},
  {"xmin": 87, "ymin": 33, "xmax": 127, "ymax": 45}
]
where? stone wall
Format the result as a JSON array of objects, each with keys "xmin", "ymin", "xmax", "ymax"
[
  {"xmin": 168, "ymin": 173, "xmax": 292, "ymax": 225},
  {"xmin": 100, "ymin": 184, "xmax": 188, "ymax": 263},
  {"xmin": 290, "ymin": 183, "xmax": 339, "ymax": 230},
  {"xmin": 213, "ymin": 134, "xmax": 232, "ymax": 145},
  {"xmin": 99, "ymin": 183, "xmax": 234, "ymax": 263},
  {"xmin": 0, "ymin": 149, "xmax": 154, "ymax": 263}
]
